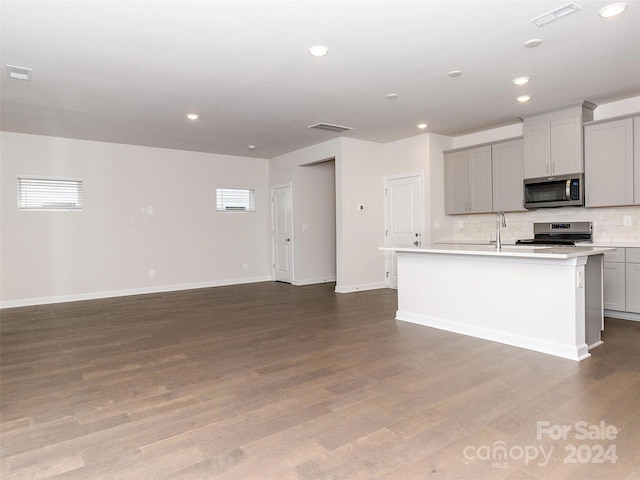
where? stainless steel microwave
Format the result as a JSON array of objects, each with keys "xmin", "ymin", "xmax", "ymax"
[{"xmin": 523, "ymin": 173, "xmax": 584, "ymax": 209}]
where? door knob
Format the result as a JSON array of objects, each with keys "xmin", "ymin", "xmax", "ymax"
[{"xmin": 286, "ymin": 238, "xmax": 291, "ymax": 242}]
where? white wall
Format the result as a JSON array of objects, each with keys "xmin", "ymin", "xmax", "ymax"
[
  {"xmin": 427, "ymin": 133, "xmax": 456, "ymax": 243},
  {"xmin": 1, "ymin": 132, "xmax": 271, "ymax": 307},
  {"xmin": 335, "ymin": 138, "xmax": 387, "ymax": 292},
  {"xmin": 380, "ymin": 132, "xmax": 456, "ymax": 247},
  {"xmin": 383, "ymin": 134, "xmax": 431, "ymax": 245},
  {"xmin": 270, "ymin": 137, "xmax": 388, "ymax": 293},
  {"xmin": 295, "ymin": 161, "xmax": 336, "ymax": 284},
  {"xmin": 4, "ymin": 95, "xmax": 639, "ymax": 307},
  {"xmin": 593, "ymin": 95, "xmax": 640, "ymax": 120},
  {"xmin": 269, "ymin": 138, "xmax": 340, "ymax": 286}
]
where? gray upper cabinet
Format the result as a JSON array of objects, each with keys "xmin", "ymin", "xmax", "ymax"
[
  {"xmin": 523, "ymin": 103, "xmax": 595, "ymax": 179},
  {"xmin": 492, "ymin": 139, "xmax": 525, "ymax": 212},
  {"xmin": 444, "ymin": 146, "xmax": 492, "ymax": 214},
  {"xmin": 550, "ymin": 116, "xmax": 584, "ymax": 175},
  {"xmin": 444, "ymin": 150, "xmax": 469, "ymax": 214},
  {"xmin": 523, "ymin": 122, "xmax": 550, "ymax": 178},
  {"xmin": 468, "ymin": 146, "xmax": 493, "ymax": 214},
  {"xmin": 584, "ymin": 117, "xmax": 634, "ymax": 207}
]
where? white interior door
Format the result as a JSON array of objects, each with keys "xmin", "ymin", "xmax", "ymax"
[
  {"xmin": 384, "ymin": 173, "xmax": 424, "ymax": 288},
  {"xmin": 272, "ymin": 184, "xmax": 293, "ymax": 283}
]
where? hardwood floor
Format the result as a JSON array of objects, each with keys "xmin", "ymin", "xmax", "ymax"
[{"xmin": 1, "ymin": 282, "xmax": 639, "ymax": 479}]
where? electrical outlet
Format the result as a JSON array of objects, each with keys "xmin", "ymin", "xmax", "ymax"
[
  {"xmin": 457, "ymin": 220, "xmax": 464, "ymax": 229},
  {"xmin": 242, "ymin": 263, "xmax": 248, "ymax": 271},
  {"xmin": 149, "ymin": 269, "xmax": 156, "ymax": 278},
  {"xmin": 623, "ymin": 215, "xmax": 632, "ymax": 227}
]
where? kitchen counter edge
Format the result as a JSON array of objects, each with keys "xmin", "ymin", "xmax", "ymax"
[{"xmin": 380, "ymin": 245, "xmax": 615, "ymax": 259}]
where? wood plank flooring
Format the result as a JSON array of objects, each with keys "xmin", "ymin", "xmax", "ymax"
[{"xmin": 1, "ymin": 282, "xmax": 639, "ymax": 479}]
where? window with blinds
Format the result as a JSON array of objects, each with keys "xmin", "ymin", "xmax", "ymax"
[
  {"xmin": 18, "ymin": 177, "xmax": 83, "ymax": 211},
  {"xmin": 216, "ymin": 187, "xmax": 255, "ymax": 212}
]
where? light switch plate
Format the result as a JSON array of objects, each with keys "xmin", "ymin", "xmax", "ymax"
[{"xmin": 623, "ymin": 215, "xmax": 632, "ymax": 227}]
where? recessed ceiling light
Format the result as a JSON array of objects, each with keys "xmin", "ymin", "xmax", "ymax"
[
  {"xmin": 516, "ymin": 95, "xmax": 531, "ymax": 103},
  {"xmin": 248, "ymin": 145, "xmax": 256, "ymax": 150},
  {"xmin": 599, "ymin": 2, "xmax": 628, "ymax": 17},
  {"xmin": 524, "ymin": 38, "xmax": 543, "ymax": 48},
  {"xmin": 308, "ymin": 45, "xmax": 329, "ymax": 57},
  {"xmin": 417, "ymin": 123, "xmax": 428, "ymax": 130},
  {"xmin": 512, "ymin": 76, "xmax": 531, "ymax": 85},
  {"xmin": 386, "ymin": 93, "xmax": 399, "ymax": 100},
  {"xmin": 448, "ymin": 70, "xmax": 463, "ymax": 77},
  {"xmin": 186, "ymin": 113, "xmax": 199, "ymax": 120}
]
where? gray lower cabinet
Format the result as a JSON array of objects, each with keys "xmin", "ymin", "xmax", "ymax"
[
  {"xmin": 604, "ymin": 247, "xmax": 640, "ymax": 315},
  {"xmin": 626, "ymin": 248, "xmax": 640, "ymax": 314},
  {"xmin": 603, "ymin": 249, "xmax": 626, "ymax": 311}
]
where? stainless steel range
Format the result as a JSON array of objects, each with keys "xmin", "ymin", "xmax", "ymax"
[{"xmin": 516, "ymin": 221, "xmax": 593, "ymax": 246}]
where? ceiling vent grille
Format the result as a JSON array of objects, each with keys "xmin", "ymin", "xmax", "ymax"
[
  {"xmin": 531, "ymin": 3, "xmax": 581, "ymax": 26},
  {"xmin": 308, "ymin": 122, "xmax": 353, "ymax": 133},
  {"xmin": 6, "ymin": 65, "xmax": 32, "ymax": 81}
]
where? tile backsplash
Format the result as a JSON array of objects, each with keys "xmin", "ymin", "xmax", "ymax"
[{"xmin": 447, "ymin": 205, "xmax": 640, "ymax": 244}]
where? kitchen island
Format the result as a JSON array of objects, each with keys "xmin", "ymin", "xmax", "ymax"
[{"xmin": 382, "ymin": 245, "xmax": 614, "ymax": 361}]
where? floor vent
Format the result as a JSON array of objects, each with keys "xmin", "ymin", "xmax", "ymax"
[{"xmin": 308, "ymin": 122, "xmax": 353, "ymax": 133}]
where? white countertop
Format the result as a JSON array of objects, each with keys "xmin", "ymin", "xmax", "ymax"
[
  {"xmin": 435, "ymin": 240, "xmax": 640, "ymax": 248},
  {"xmin": 583, "ymin": 242, "xmax": 640, "ymax": 248},
  {"xmin": 382, "ymin": 244, "xmax": 615, "ymax": 259}
]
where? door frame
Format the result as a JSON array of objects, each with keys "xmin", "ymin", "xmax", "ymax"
[
  {"xmin": 270, "ymin": 182, "xmax": 294, "ymax": 283},
  {"xmin": 383, "ymin": 171, "xmax": 425, "ymax": 288}
]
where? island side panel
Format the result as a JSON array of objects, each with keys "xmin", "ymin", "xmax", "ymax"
[
  {"xmin": 585, "ymin": 254, "xmax": 604, "ymax": 348},
  {"xmin": 395, "ymin": 251, "xmax": 590, "ymax": 361}
]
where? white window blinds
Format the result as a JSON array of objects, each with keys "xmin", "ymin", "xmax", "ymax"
[
  {"xmin": 216, "ymin": 188, "xmax": 256, "ymax": 212},
  {"xmin": 18, "ymin": 177, "xmax": 83, "ymax": 211}
]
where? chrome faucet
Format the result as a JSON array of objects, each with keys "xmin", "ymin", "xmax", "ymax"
[{"xmin": 496, "ymin": 210, "xmax": 506, "ymax": 251}]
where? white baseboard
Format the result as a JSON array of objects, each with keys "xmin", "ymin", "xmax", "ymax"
[
  {"xmin": 396, "ymin": 310, "xmax": 590, "ymax": 362},
  {"xmin": 604, "ymin": 310, "xmax": 640, "ymax": 322},
  {"xmin": 334, "ymin": 282, "xmax": 387, "ymax": 294},
  {"xmin": 293, "ymin": 276, "xmax": 336, "ymax": 286},
  {"xmin": 0, "ymin": 276, "xmax": 272, "ymax": 309}
]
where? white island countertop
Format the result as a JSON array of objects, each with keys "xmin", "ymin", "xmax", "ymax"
[
  {"xmin": 384, "ymin": 243, "xmax": 612, "ymax": 361},
  {"xmin": 381, "ymin": 244, "xmax": 614, "ymax": 259}
]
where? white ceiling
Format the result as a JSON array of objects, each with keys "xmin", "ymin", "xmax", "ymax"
[{"xmin": 1, "ymin": 1, "xmax": 639, "ymax": 159}]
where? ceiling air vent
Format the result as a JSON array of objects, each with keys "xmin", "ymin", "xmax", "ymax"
[
  {"xmin": 531, "ymin": 3, "xmax": 581, "ymax": 26},
  {"xmin": 6, "ymin": 65, "xmax": 32, "ymax": 81},
  {"xmin": 308, "ymin": 122, "xmax": 353, "ymax": 133}
]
